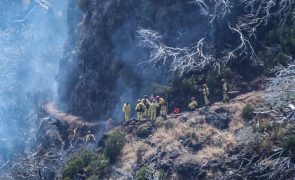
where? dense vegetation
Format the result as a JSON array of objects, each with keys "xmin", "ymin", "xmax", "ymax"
[{"xmin": 62, "ymin": 131, "xmax": 125, "ymax": 179}]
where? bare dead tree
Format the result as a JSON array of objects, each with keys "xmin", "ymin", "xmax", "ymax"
[
  {"xmin": 191, "ymin": 0, "xmax": 232, "ymax": 23},
  {"xmin": 264, "ymin": 61, "xmax": 295, "ymax": 112},
  {"xmin": 229, "ymin": 149, "xmax": 294, "ymax": 179},
  {"xmin": 137, "ymin": 28, "xmax": 223, "ymax": 76},
  {"xmin": 137, "ymin": 0, "xmax": 295, "ymax": 76}
]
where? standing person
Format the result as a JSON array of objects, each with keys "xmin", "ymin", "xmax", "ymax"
[
  {"xmin": 122, "ymin": 102, "xmax": 131, "ymax": 121},
  {"xmin": 156, "ymin": 96, "xmax": 167, "ymax": 119},
  {"xmin": 135, "ymin": 99, "xmax": 146, "ymax": 121},
  {"xmin": 85, "ymin": 130, "xmax": 96, "ymax": 149},
  {"xmin": 142, "ymin": 95, "xmax": 151, "ymax": 120},
  {"xmin": 203, "ymin": 84, "xmax": 210, "ymax": 107},
  {"xmin": 150, "ymin": 99, "xmax": 159, "ymax": 121},
  {"xmin": 222, "ymin": 79, "xmax": 230, "ymax": 103},
  {"xmin": 188, "ymin": 97, "xmax": 198, "ymax": 111}
]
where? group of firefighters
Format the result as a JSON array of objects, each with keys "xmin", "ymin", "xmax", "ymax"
[{"xmin": 122, "ymin": 79, "xmax": 230, "ymax": 121}]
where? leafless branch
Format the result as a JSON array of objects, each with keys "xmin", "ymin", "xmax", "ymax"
[
  {"xmin": 137, "ymin": 28, "xmax": 226, "ymax": 75},
  {"xmin": 191, "ymin": 0, "xmax": 232, "ymax": 23},
  {"xmin": 264, "ymin": 61, "xmax": 295, "ymax": 111}
]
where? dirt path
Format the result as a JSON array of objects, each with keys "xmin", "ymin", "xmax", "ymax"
[{"xmin": 43, "ymin": 102, "xmax": 97, "ymax": 127}]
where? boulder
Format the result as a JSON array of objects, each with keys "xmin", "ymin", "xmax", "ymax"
[
  {"xmin": 205, "ymin": 111, "xmax": 230, "ymax": 130},
  {"xmin": 176, "ymin": 163, "xmax": 206, "ymax": 180},
  {"xmin": 182, "ymin": 139, "xmax": 204, "ymax": 152}
]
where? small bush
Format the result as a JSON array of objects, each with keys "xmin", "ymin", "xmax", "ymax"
[
  {"xmin": 158, "ymin": 169, "xmax": 168, "ymax": 180},
  {"xmin": 191, "ymin": 132, "xmax": 197, "ymax": 139},
  {"xmin": 136, "ymin": 147, "xmax": 145, "ymax": 164},
  {"xmin": 282, "ymin": 135, "xmax": 295, "ymax": 159},
  {"xmin": 86, "ymin": 154, "xmax": 110, "ymax": 178},
  {"xmin": 81, "ymin": 150, "xmax": 96, "ymax": 166},
  {"xmin": 135, "ymin": 166, "xmax": 152, "ymax": 180},
  {"xmin": 241, "ymin": 104, "xmax": 254, "ymax": 121},
  {"xmin": 62, "ymin": 150, "xmax": 111, "ymax": 179},
  {"xmin": 104, "ymin": 131, "xmax": 126, "ymax": 163},
  {"xmin": 62, "ymin": 155, "xmax": 84, "ymax": 179}
]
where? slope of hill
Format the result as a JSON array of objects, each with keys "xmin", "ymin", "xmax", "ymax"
[{"xmin": 61, "ymin": 91, "xmax": 295, "ymax": 179}]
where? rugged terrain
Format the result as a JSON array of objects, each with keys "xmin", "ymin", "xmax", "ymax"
[
  {"xmin": 58, "ymin": 90, "xmax": 295, "ymax": 179},
  {"xmin": 109, "ymin": 91, "xmax": 295, "ymax": 179}
]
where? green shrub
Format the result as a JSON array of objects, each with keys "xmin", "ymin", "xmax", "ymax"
[
  {"xmin": 241, "ymin": 104, "xmax": 254, "ymax": 121},
  {"xmin": 135, "ymin": 166, "xmax": 152, "ymax": 180},
  {"xmin": 81, "ymin": 150, "xmax": 96, "ymax": 166},
  {"xmin": 62, "ymin": 150, "xmax": 110, "ymax": 179},
  {"xmin": 104, "ymin": 131, "xmax": 126, "ymax": 163},
  {"xmin": 158, "ymin": 169, "xmax": 168, "ymax": 180},
  {"xmin": 62, "ymin": 155, "xmax": 84, "ymax": 179},
  {"xmin": 282, "ymin": 135, "xmax": 295, "ymax": 159},
  {"xmin": 86, "ymin": 154, "xmax": 110, "ymax": 178}
]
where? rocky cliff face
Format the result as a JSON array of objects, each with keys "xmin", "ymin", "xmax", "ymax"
[{"xmin": 57, "ymin": 0, "xmax": 213, "ymax": 121}]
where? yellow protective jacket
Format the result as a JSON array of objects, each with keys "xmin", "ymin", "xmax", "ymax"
[
  {"xmin": 158, "ymin": 98, "xmax": 166, "ymax": 105},
  {"xmin": 141, "ymin": 98, "xmax": 151, "ymax": 108},
  {"xmin": 123, "ymin": 103, "xmax": 131, "ymax": 113},
  {"xmin": 86, "ymin": 134, "xmax": 96, "ymax": 143},
  {"xmin": 189, "ymin": 100, "xmax": 198, "ymax": 109},
  {"xmin": 150, "ymin": 102, "xmax": 159, "ymax": 111},
  {"xmin": 135, "ymin": 102, "xmax": 146, "ymax": 112},
  {"xmin": 203, "ymin": 87, "xmax": 210, "ymax": 96},
  {"xmin": 223, "ymin": 82, "xmax": 228, "ymax": 92}
]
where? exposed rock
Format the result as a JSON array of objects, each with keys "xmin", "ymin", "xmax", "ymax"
[
  {"xmin": 168, "ymin": 151, "xmax": 180, "ymax": 159},
  {"xmin": 137, "ymin": 122, "xmax": 153, "ymax": 138},
  {"xmin": 176, "ymin": 163, "xmax": 206, "ymax": 180},
  {"xmin": 181, "ymin": 138, "xmax": 204, "ymax": 152},
  {"xmin": 204, "ymin": 111, "xmax": 231, "ymax": 130}
]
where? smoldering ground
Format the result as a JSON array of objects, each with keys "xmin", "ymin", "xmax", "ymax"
[{"xmin": 0, "ymin": 0, "xmax": 68, "ymax": 172}]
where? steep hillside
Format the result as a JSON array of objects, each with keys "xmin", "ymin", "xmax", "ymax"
[
  {"xmin": 57, "ymin": 0, "xmax": 268, "ymax": 121},
  {"xmin": 61, "ymin": 91, "xmax": 295, "ymax": 179}
]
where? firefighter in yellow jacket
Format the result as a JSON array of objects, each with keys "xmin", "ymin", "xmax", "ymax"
[
  {"xmin": 141, "ymin": 95, "xmax": 151, "ymax": 120},
  {"xmin": 222, "ymin": 79, "xmax": 230, "ymax": 103},
  {"xmin": 135, "ymin": 99, "xmax": 146, "ymax": 121},
  {"xmin": 203, "ymin": 84, "xmax": 210, "ymax": 107},
  {"xmin": 150, "ymin": 99, "xmax": 159, "ymax": 121},
  {"xmin": 122, "ymin": 102, "xmax": 131, "ymax": 121},
  {"xmin": 85, "ymin": 130, "xmax": 96, "ymax": 143},
  {"xmin": 188, "ymin": 97, "xmax": 198, "ymax": 110},
  {"xmin": 156, "ymin": 96, "xmax": 167, "ymax": 118}
]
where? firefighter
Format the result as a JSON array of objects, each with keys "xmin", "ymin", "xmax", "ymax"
[
  {"xmin": 150, "ymin": 99, "xmax": 159, "ymax": 121},
  {"xmin": 188, "ymin": 97, "xmax": 198, "ymax": 110},
  {"xmin": 85, "ymin": 130, "xmax": 96, "ymax": 149},
  {"xmin": 85, "ymin": 130, "xmax": 96, "ymax": 143},
  {"xmin": 135, "ymin": 99, "xmax": 146, "ymax": 121},
  {"xmin": 222, "ymin": 79, "xmax": 230, "ymax": 103},
  {"xmin": 142, "ymin": 95, "xmax": 151, "ymax": 120},
  {"xmin": 156, "ymin": 96, "xmax": 167, "ymax": 118},
  {"xmin": 203, "ymin": 84, "xmax": 210, "ymax": 107},
  {"xmin": 122, "ymin": 102, "xmax": 131, "ymax": 121}
]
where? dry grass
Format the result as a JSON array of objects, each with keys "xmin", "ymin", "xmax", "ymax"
[
  {"xmin": 194, "ymin": 147, "xmax": 226, "ymax": 163},
  {"xmin": 115, "ymin": 91, "xmax": 264, "ymax": 175},
  {"xmin": 151, "ymin": 127, "xmax": 183, "ymax": 152},
  {"xmin": 178, "ymin": 147, "xmax": 226, "ymax": 164},
  {"xmin": 119, "ymin": 140, "xmax": 155, "ymax": 173}
]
